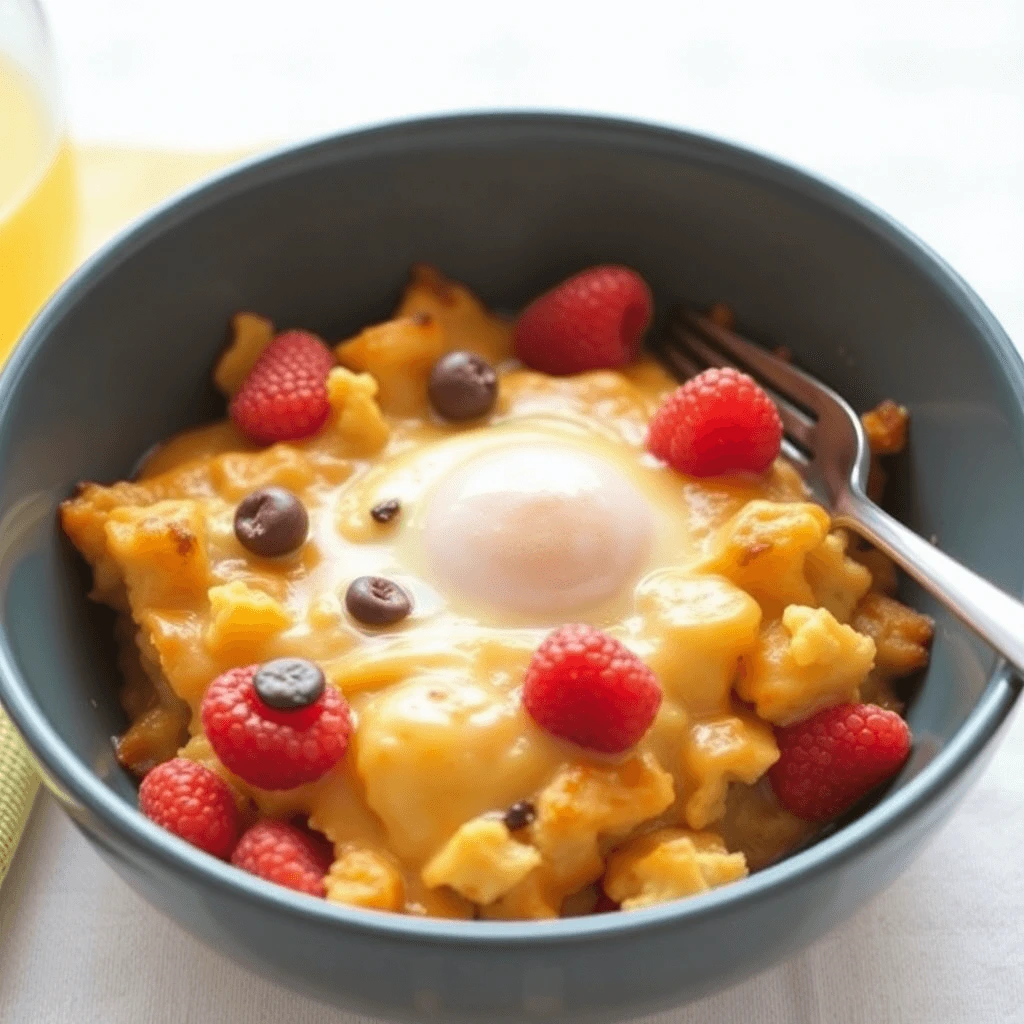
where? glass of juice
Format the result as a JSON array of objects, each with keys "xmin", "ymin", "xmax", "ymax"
[{"xmin": 0, "ymin": 0, "xmax": 76, "ymax": 360}]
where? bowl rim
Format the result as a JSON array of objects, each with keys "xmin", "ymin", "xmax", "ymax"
[{"xmin": 0, "ymin": 110, "xmax": 1021, "ymax": 946}]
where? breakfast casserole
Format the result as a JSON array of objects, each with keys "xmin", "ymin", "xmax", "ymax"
[{"xmin": 61, "ymin": 263, "xmax": 932, "ymax": 918}]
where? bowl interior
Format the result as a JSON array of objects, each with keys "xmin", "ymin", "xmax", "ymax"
[{"xmin": 0, "ymin": 114, "xmax": 1021, "ymax": 837}]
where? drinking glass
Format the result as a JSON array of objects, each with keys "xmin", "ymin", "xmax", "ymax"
[{"xmin": 0, "ymin": 0, "xmax": 76, "ymax": 358}]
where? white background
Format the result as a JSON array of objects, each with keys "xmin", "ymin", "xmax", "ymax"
[{"xmin": 2, "ymin": 1, "xmax": 1023, "ymax": 1022}]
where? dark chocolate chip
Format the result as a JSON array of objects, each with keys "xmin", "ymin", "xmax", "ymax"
[
  {"xmin": 427, "ymin": 350, "xmax": 498, "ymax": 421},
  {"xmin": 234, "ymin": 487, "xmax": 308, "ymax": 557},
  {"xmin": 253, "ymin": 658, "xmax": 325, "ymax": 710},
  {"xmin": 503, "ymin": 801, "xmax": 536, "ymax": 832},
  {"xmin": 345, "ymin": 575, "xmax": 412, "ymax": 626},
  {"xmin": 370, "ymin": 498, "xmax": 401, "ymax": 524}
]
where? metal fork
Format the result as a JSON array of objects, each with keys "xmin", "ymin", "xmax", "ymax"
[{"xmin": 657, "ymin": 307, "xmax": 1024, "ymax": 677}]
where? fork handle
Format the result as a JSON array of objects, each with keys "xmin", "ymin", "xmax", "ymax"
[{"xmin": 837, "ymin": 492, "xmax": 1024, "ymax": 677}]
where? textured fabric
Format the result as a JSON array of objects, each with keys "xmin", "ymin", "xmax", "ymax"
[{"xmin": 0, "ymin": 714, "xmax": 38, "ymax": 888}]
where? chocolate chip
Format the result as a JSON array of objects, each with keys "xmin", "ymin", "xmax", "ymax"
[
  {"xmin": 503, "ymin": 801, "xmax": 536, "ymax": 832},
  {"xmin": 370, "ymin": 498, "xmax": 401, "ymax": 524},
  {"xmin": 253, "ymin": 658, "xmax": 325, "ymax": 710},
  {"xmin": 427, "ymin": 351, "xmax": 498, "ymax": 421},
  {"xmin": 234, "ymin": 487, "xmax": 308, "ymax": 557},
  {"xmin": 345, "ymin": 576, "xmax": 412, "ymax": 626}
]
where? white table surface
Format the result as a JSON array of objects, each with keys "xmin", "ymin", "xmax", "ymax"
[{"xmin": 2, "ymin": 1, "xmax": 1023, "ymax": 1021}]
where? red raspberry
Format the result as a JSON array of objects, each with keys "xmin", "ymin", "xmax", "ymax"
[
  {"xmin": 769, "ymin": 703, "xmax": 912, "ymax": 822},
  {"xmin": 201, "ymin": 665, "xmax": 352, "ymax": 790},
  {"xmin": 522, "ymin": 624, "xmax": 662, "ymax": 754},
  {"xmin": 138, "ymin": 757, "xmax": 239, "ymax": 859},
  {"xmin": 514, "ymin": 265, "xmax": 653, "ymax": 375},
  {"xmin": 230, "ymin": 330, "xmax": 335, "ymax": 444},
  {"xmin": 231, "ymin": 819, "xmax": 333, "ymax": 897},
  {"xmin": 647, "ymin": 367, "xmax": 783, "ymax": 477}
]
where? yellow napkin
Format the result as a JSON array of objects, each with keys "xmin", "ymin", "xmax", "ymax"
[
  {"xmin": 0, "ymin": 145, "xmax": 248, "ymax": 888},
  {"xmin": 0, "ymin": 714, "xmax": 39, "ymax": 886}
]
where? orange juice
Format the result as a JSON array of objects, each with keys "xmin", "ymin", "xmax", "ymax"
[{"xmin": 0, "ymin": 56, "xmax": 76, "ymax": 357}]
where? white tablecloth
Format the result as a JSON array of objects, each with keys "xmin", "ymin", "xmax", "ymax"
[{"xmin": 2, "ymin": 1, "xmax": 1023, "ymax": 1020}]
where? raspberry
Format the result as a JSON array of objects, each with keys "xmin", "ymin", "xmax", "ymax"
[
  {"xmin": 201, "ymin": 664, "xmax": 352, "ymax": 790},
  {"xmin": 138, "ymin": 757, "xmax": 239, "ymax": 859},
  {"xmin": 229, "ymin": 330, "xmax": 335, "ymax": 444},
  {"xmin": 231, "ymin": 819, "xmax": 333, "ymax": 897},
  {"xmin": 647, "ymin": 367, "xmax": 783, "ymax": 477},
  {"xmin": 514, "ymin": 265, "xmax": 653, "ymax": 375},
  {"xmin": 522, "ymin": 624, "xmax": 662, "ymax": 753},
  {"xmin": 769, "ymin": 703, "xmax": 912, "ymax": 822}
]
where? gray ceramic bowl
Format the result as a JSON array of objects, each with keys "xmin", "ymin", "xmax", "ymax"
[{"xmin": 0, "ymin": 113, "xmax": 1021, "ymax": 1023}]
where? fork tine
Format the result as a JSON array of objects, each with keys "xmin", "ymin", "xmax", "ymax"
[
  {"xmin": 678, "ymin": 309, "xmax": 840, "ymax": 417},
  {"xmin": 668, "ymin": 318, "xmax": 817, "ymax": 451},
  {"xmin": 780, "ymin": 437, "xmax": 813, "ymax": 474},
  {"xmin": 650, "ymin": 333, "xmax": 702, "ymax": 381}
]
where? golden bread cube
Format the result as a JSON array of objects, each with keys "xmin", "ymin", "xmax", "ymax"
[
  {"xmin": 336, "ymin": 313, "xmax": 445, "ymax": 416},
  {"xmin": 422, "ymin": 817, "xmax": 542, "ymax": 905},
  {"xmin": 738, "ymin": 605, "xmax": 876, "ymax": 725},
  {"xmin": 862, "ymin": 400, "xmax": 909, "ymax": 455},
  {"xmin": 683, "ymin": 712, "xmax": 779, "ymax": 829},
  {"xmin": 699, "ymin": 500, "xmax": 830, "ymax": 611},
  {"xmin": 604, "ymin": 828, "xmax": 747, "ymax": 910},
  {"xmin": 325, "ymin": 367, "xmax": 390, "ymax": 456},
  {"xmin": 805, "ymin": 530, "xmax": 872, "ymax": 623},
  {"xmin": 531, "ymin": 753, "xmax": 675, "ymax": 893},
  {"xmin": 326, "ymin": 847, "xmax": 406, "ymax": 912},
  {"xmin": 395, "ymin": 263, "xmax": 513, "ymax": 365},
  {"xmin": 61, "ymin": 481, "xmax": 156, "ymax": 609},
  {"xmin": 103, "ymin": 500, "xmax": 210, "ymax": 608},
  {"xmin": 852, "ymin": 592, "xmax": 934, "ymax": 679},
  {"xmin": 485, "ymin": 753, "xmax": 675, "ymax": 918}
]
